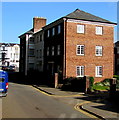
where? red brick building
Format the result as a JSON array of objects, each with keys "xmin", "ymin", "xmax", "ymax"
[
  {"xmin": 44, "ymin": 9, "xmax": 116, "ymax": 83},
  {"xmin": 19, "ymin": 9, "xmax": 116, "ymax": 83}
]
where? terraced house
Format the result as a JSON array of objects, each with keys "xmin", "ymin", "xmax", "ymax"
[{"xmin": 19, "ymin": 9, "xmax": 116, "ymax": 83}]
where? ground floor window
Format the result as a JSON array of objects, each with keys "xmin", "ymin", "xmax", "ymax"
[
  {"xmin": 76, "ymin": 66, "xmax": 84, "ymax": 77},
  {"xmin": 95, "ymin": 66, "xmax": 103, "ymax": 77}
]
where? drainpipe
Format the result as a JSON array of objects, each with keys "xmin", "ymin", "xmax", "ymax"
[
  {"xmin": 25, "ymin": 34, "xmax": 29, "ymax": 76},
  {"xmin": 63, "ymin": 18, "xmax": 67, "ymax": 79}
]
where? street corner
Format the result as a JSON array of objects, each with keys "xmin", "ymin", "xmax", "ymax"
[{"xmin": 31, "ymin": 84, "xmax": 85, "ymax": 98}]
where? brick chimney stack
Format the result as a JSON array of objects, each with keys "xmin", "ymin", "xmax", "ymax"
[{"xmin": 33, "ymin": 17, "xmax": 46, "ymax": 33}]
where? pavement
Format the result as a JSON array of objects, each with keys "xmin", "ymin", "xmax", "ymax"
[{"xmin": 33, "ymin": 84, "xmax": 119, "ymax": 120}]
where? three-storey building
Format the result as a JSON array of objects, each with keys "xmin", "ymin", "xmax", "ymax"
[{"xmin": 19, "ymin": 9, "xmax": 116, "ymax": 83}]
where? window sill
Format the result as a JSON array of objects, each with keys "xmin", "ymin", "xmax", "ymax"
[
  {"xmin": 76, "ymin": 54, "xmax": 84, "ymax": 56},
  {"xmin": 95, "ymin": 76, "xmax": 102, "ymax": 77},
  {"xmin": 77, "ymin": 76, "xmax": 84, "ymax": 77},
  {"xmin": 95, "ymin": 34, "xmax": 103, "ymax": 35},
  {"xmin": 77, "ymin": 32, "xmax": 85, "ymax": 34},
  {"xmin": 95, "ymin": 55, "xmax": 102, "ymax": 57}
]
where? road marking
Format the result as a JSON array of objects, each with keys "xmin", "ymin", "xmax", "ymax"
[
  {"xmin": 31, "ymin": 85, "xmax": 83, "ymax": 97},
  {"xmin": 30, "ymin": 86, "xmax": 52, "ymax": 96},
  {"xmin": 31, "ymin": 85, "xmax": 102, "ymax": 119},
  {"xmin": 74, "ymin": 101, "xmax": 100, "ymax": 119},
  {"xmin": 52, "ymin": 94, "xmax": 82, "ymax": 97}
]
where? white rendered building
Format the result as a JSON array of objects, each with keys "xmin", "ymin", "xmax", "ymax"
[{"xmin": 0, "ymin": 43, "xmax": 20, "ymax": 69}]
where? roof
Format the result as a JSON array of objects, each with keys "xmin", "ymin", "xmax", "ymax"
[
  {"xmin": 64, "ymin": 9, "xmax": 116, "ymax": 24},
  {"xmin": 18, "ymin": 28, "xmax": 34, "ymax": 38},
  {"xmin": 115, "ymin": 41, "xmax": 119, "ymax": 46},
  {"xmin": 0, "ymin": 43, "xmax": 20, "ymax": 47}
]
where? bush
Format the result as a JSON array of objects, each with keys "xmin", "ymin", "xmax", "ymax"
[
  {"xmin": 93, "ymin": 79, "xmax": 110, "ymax": 91},
  {"xmin": 101, "ymin": 79, "xmax": 110, "ymax": 86},
  {"xmin": 113, "ymin": 75, "xmax": 119, "ymax": 89},
  {"xmin": 62, "ymin": 77, "xmax": 85, "ymax": 92},
  {"xmin": 113, "ymin": 75, "xmax": 119, "ymax": 80}
]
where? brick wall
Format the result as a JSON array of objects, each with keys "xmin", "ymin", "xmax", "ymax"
[{"xmin": 65, "ymin": 21, "xmax": 114, "ymax": 82}]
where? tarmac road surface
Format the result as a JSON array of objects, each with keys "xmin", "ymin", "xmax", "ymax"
[{"xmin": 2, "ymin": 82, "xmax": 90, "ymax": 119}]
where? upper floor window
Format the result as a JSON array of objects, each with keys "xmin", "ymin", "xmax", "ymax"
[
  {"xmin": 47, "ymin": 47, "xmax": 49, "ymax": 56},
  {"xmin": 58, "ymin": 25, "xmax": 61, "ymax": 34},
  {"xmin": 96, "ymin": 26, "xmax": 103, "ymax": 35},
  {"xmin": 39, "ymin": 49, "xmax": 42, "ymax": 58},
  {"xmin": 47, "ymin": 30, "xmax": 50, "ymax": 37},
  {"xmin": 36, "ymin": 50, "xmax": 38, "ymax": 58},
  {"xmin": 52, "ymin": 46, "xmax": 55, "ymax": 56},
  {"xmin": 77, "ymin": 25, "xmax": 85, "ymax": 34},
  {"xmin": 52, "ymin": 28, "xmax": 55, "ymax": 36},
  {"xmin": 76, "ymin": 45, "xmax": 84, "ymax": 55},
  {"xmin": 3, "ymin": 46, "xmax": 5, "ymax": 51},
  {"xmin": 76, "ymin": 66, "xmax": 84, "ymax": 77},
  {"xmin": 117, "ymin": 58, "xmax": 119, "ymax": 65},
  {"xmin": 36, "ymin": 36, "xmax": 39, "ymax": 43},
  {"xmin": 95, "ymin": 46, "xmax": 102, "ymax": 56},
  {"xmin": 1, "ymin": 45, "xmax": 6, "ymax": 51},
  {"xmin": 40, "ymin": 35, "xmax": 42, "ymax": 41},
  {"xmin": 96, "ymin": 66, "xmax": 103, "ymax": 77},
  {"xmin": 29, "ymin": 37, "xmax": 34, "ymax": 43},
  {"xmin": 117, "ymin": 47, "xmax": 119, "ymax": 54},
  {"xmin": 29, "ymin": 49, "xmax": 34, "ymax": 56},
  {"xmin": 57, "ymin": 45, "xmax": 60, "ymax": 55}
]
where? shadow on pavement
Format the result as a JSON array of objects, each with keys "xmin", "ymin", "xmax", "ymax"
[{"xmin": 75, "ymin": 91, "xmax": 119, "ymax": 113}]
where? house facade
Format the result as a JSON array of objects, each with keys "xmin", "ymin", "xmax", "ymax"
[
  {"xmin": 114, "ymin": 41, "xmax": 119, "ymax": 75},
  {"xmin": 43, "ymin": 9, "xmax": 116, "ymax": 83},
  {"xmin": 0, "ymin": 43, "xmax": 20, "ymax": 69},
  {"xmin": 34, "ymin": 30, "xmax": 44, "ymax": 72},
  {"xmin": 19, "ymin": 9, "xmax": 116, "ymax": 82},
  {"xmin": 19, "ymin": 17, "xmax": 46, "ymax": 75}
]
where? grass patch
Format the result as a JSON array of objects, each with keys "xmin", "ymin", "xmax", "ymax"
[
  {"xmin": 92, "ymin": 79, "xmax": 110, "ymax": 91},
  {"xmin": 93, "ymin": 85, "xmax": 109, "ymax": 91}
]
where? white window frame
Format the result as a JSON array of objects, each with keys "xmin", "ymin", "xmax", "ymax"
[
  {"xmin": 77, "ymin": 25, "xmax": 85, "ymax": 34},
  {"xmin": 52, "ymin": 28, "xmax": 55, "ymax": 36},
  {"xmin": 76, "ymin": 45, "xmax": 84, "ymax": 55},
  {"xmin": 96, "ymin": 26, "xmax": 103, "ymax": 35},
  {"xmin": 95, "ymin": 46, "xmax": 103, "ymax": 56},
  {"xmin": 58, "ymin": 25, "xmax": 61, "ymax": 34},
  {"xmin": 47, "ymin": 47, "xmax": 49, "ymax": 56},
  {"xmin": 95, "ymin": 66, "xmax": 103, "ymax": 77},
  {"xmin": 52, "ymin": 46, "xmax": 55, "ymax": 56},
  {"xmin": 76, "ymin": 66, "xmax": 84, "ymax": 77}
]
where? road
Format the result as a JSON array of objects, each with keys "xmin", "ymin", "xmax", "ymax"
[{"xmin": 2, "ymin": 82, "xmax": 90, "ymax": 119}]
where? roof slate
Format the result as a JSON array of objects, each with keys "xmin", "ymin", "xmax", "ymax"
[{"xmin": 64, "ymin": 9, "xmax": 116, "ymax": 24}]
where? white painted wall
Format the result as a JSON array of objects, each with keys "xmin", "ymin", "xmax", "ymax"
[{"xmin": 0, "ymin": 44, "xmax": 20, "ymax": 69}]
